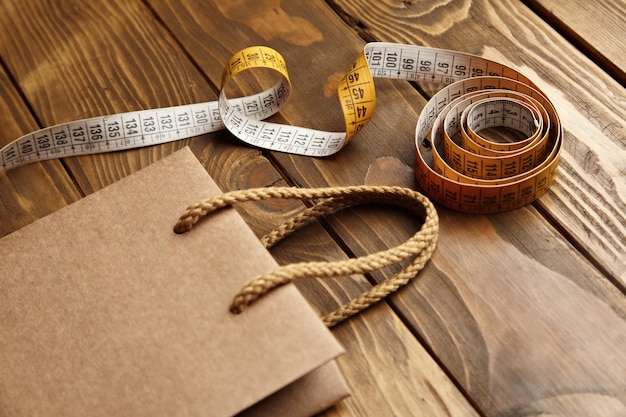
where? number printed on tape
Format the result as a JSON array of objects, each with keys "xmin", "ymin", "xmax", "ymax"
[{"xmin": 0, "ymin": 43, "xmax": 561, "ymax": 213}]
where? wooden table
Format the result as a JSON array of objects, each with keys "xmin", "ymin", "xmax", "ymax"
[{"xmin": 1, "ymin": 1, "xmax": 625, "ymax": 416}]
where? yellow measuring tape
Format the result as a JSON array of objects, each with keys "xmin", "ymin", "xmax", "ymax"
[{"xmin": 1, "ymin": 43, "xmax": 561, "ymax": 213}]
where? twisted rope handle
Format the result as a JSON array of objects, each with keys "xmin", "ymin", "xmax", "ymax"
[{"xmin": 174, "ymin": 186, "xmax": 439, "ymax": 327}]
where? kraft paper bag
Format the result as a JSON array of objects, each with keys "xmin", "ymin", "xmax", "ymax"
[{"xmin": 0, "ymin": 147, "xmax": 349, "ymax": 417}]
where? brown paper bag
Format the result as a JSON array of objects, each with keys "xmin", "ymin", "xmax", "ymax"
[{"xmin": 0, "ymin": 147, "xmax": 349, "ymax": 417}]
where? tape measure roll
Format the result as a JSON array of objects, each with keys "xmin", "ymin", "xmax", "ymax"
[
  {"xmin": 360, "ymin": 43, "xmax": 561, "ymax": 213},
  {"xmin": 1, "ymin": 43, "xmax": 561, "ymax": 213}
]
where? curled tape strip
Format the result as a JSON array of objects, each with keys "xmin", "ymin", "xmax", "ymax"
[{"xmin": 1, "ymin": 43, "xmax": 561, "ymax": 213}]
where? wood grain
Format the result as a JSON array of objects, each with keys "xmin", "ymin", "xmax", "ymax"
[
  {"xmin": 0, "ymin": 63, "xmax": 82, "ymax": 236},
  {"xmin": 0, "ymin": 0, "xmax": 217, "ymax": 194},
  {"xmin": 526, "ymin": 0, "xmax": 626, "ymax": 85}
]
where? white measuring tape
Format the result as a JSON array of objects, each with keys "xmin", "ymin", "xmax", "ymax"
[{"xmin": 1, "ymin": 43, "xmax": 561, "ymax": 213}]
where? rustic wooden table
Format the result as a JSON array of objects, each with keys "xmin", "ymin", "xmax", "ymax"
[{"xmin": 1, "ymin": 1, "xmax": 625, "ymax": 416}]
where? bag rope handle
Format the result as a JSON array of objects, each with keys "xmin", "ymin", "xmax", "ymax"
[{"xmin": 174, "ymin": 185, "xmax": 439, "ymax": 327}]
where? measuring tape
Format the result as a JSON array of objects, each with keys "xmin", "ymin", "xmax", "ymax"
[{"xmin": 1, "ymin": 43, "xmax": 561, "ymax": 213}]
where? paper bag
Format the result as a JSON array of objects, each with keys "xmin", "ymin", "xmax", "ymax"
[{"xmin": 0, "ymin": 147, "xmax": 349, "ymax": 416}]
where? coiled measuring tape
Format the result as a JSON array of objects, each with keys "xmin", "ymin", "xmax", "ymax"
[{"xmin": 1, "ymin": 43, "xmax": 561, "ymax": 213}]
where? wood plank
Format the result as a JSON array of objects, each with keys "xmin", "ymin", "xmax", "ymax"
[
  {"xmin": 143, "ymin": 0, "xmax": 626, "ymax": 415},
  {"xmin": 0, "ymin": 1, "xmax": 479, "ymax": 415},
  {"xmin": 328, "ymin": 200, "xmax": 626, "ymax": 416},
  {"xmin": 0, "ymin": 63, "xmax": 82, "ymax": 237},
  {"xmin": 525, "ymin": 0, "xmax": 626, "ymax": 85}
]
